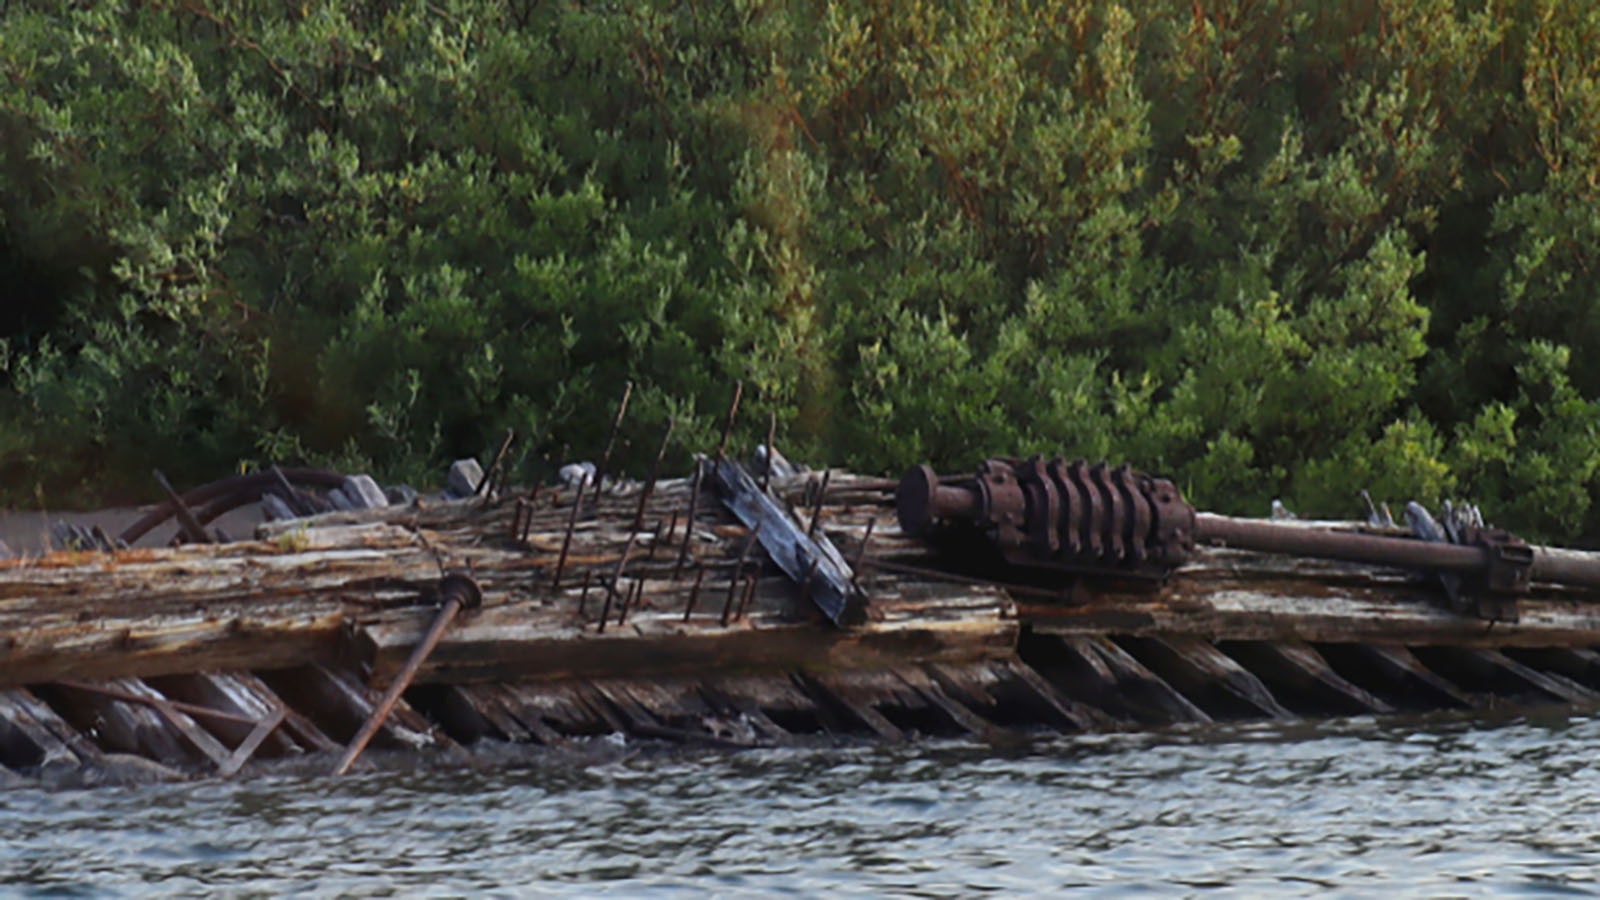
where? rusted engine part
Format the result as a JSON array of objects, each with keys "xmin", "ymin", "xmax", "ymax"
[
  {"xmin": 898, "ymin": 458, "xmax": 1600, "ymax": 620},
  {"xmin": 897, "ymin": 459, "xmax": 1195, "ymax": 580}
]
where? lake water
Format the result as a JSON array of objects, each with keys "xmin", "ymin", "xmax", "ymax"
[{"xmin": 3, "ymin": 711, "xmax": 1599, "ymax": 897}]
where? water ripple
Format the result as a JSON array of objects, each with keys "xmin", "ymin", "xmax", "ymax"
[{"xmin": 4, "ymin": 714, "xmax": 1600, "ymax": 896}]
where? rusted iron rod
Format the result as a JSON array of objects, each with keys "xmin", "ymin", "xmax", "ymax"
[
  {"xmin": 333, "ymin": 575, "xmax": 482, "ymax": 776},
  {"xmin": 671, "ymin": 463, "xmax": 705, "ymax": 581},
  {"xmin": 806, "ymin": 470, "xmax": 832, "ymax": 539},
  {"xmin": 476, "ymin": 428, "xmax": 516, "ymax": 497},
  {"xmin": 551, "ymin": 488, "xmax": 585, "ymax": 590},
  {"xmin": 683, "ymin": 564, "xmax": 707, "ymax": 622},
  {"xmin": 595, "ymin": 380, "xmax": 634, "ymax": 490},
  {"xmin": 54, "ymin": 680, "xmax": 259, "ymax": 726},
  {"xmin": 716, "ymin": 380, "xmax": 744, "ymax": 459},
  {"xmin": 631, "ymin": 418, "xmax": 676, "ymax": 531},
  {"xmin": 722, "ymin": 523, "xmax": 763, "ymax": 626}
]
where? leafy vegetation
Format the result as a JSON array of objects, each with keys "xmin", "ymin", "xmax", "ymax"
[{"xmin": 2, "ymin": 1, "xmax": 1599, "ymax": 542}]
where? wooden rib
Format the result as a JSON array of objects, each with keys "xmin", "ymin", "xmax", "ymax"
[
  {"xmin": 1030, "ymin": 634, "xmax": 1211, "ymax": 725},
  {"xmin": 1412, "ymin": 646, "xmax": 1600, "ymax": 706},
  {"xmin": 796, "ymin": 671, "xmax": 905, "ymax": 741},
  {"xmin": 1316, "ymin": 643, "xmax": 1477, "ymax": 710},
  {"xmin": 1218, "ymin": 640, "xmax": 1394, "ymax": 716},
  {"xmin": 1116, "ymin": 636, "xmax": 1294, "ymax": 720}
]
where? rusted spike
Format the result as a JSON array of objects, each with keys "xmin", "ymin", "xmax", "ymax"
[
  {"xmin": 551, "ymin": 486, "xmax": 585, "ymax": 590},
  {"xmin": 719, "ymin": 575, "xmax": 740, "ymax": 627},
  {"xmin": 760, "ymin": 411, "xmax": 777, "ymax": 490},
  {"xmin": 476, "ymin": 428, "xmax": 516, "ymax": 498},
  {"xmin": 631, "ymin": 418, "xmax": 676, "ymax": 531},
  {"xmin": 594, "ymin": 380, "xmax": 635, "ymax": 490},
  {"xmin": 736, "ymin": 572, "xmax": 759, "ymax": 621},
  {"xmin": 577, "ymin": 571, "xmax": 593, "ymax": 618},
  {"xmin": 333, "ymin": 575, "xmax": 482, "ymax": 776},
  {"xmin": 722, "ymin": 523, "xmax": 764, "ymax": 627},
  {"xmin": 597, "ymin": 580, "xmax": 616, "ymax": 634},
  {"xmin": 716, "ymin": 380, "xmax": 744, "ymax": 459},
  {"xmin": 671, "ymin": 463, "xmax": 705, "ymax": 581},
  {"xmin": 519, "ymin": 491, "xmax": 539, "ymax": 542},
  {"xmin": 851, "ymin": 518, "xmax": 877, "ymax": 587},
  {"xmin": 617, "ymin": 579, "xmax": 644, "ymax": 627},
  {"xmin": 511, "ymin": 498, "xmax": 529, "ymax": 542},
  {"xmin": 599, "ymin": 531, "xmax": 641, "ymax": 632},
  {"xmin": 153, "ymin": 470, "xmax": 214, "ymax": 545},
  {"xmin": 647, "ymin": 518, "xmax": 665, "ymax": 561},
  {"xmin": 806, "ymin": 470, "xmax": 832, "ymax": 539},
  {"xmin": 683, "ymin": 564, "xmax": 707, "ymax": 622},
  {"xmin": 663, "ymin": 511, "xmax": 680, "ymax": 567}
]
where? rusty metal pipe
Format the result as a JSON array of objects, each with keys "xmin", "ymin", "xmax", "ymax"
[
  {"xmin": 332, "ymin": 575, "xmax": 482, "ymax": 776},
  {"xmin": 1193, "ymin": 514, "xmax": 1490, "ymax": 573}
]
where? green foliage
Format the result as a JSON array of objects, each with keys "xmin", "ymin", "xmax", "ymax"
[{"xmin": 3, "ymin": 0, "xmax": 1600, "ymax": 543}]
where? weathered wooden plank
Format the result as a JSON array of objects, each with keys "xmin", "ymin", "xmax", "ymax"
[
  {"xmin": 354, "ymin": 584, "xmax": 1016, "ymax": 686},
  {"xmin": 0, "ymin": 688, "xmax": 98, "ymax": 771},
  {"xmin": 1025, "ymin": 565, "xmax": 1600, "ymax": 648},
  {"xmin": 712, "ymin": 460, "xmax": 867, "ymax": 625}
]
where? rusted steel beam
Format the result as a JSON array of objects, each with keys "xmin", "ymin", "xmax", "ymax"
[{"xmin": 333, "ymin": 575, "xmax": 482, "ymax": 776}]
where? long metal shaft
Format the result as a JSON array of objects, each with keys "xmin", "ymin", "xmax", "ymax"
[{"xmin": 332, "ymin": 577, "xmax": 480, "ymax": 775}]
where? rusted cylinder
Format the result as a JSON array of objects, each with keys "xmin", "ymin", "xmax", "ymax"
[
  {"xmin": 895, "ymin": 465, "xmax": 983, "ymax": 537},
  {"xmin": 332, "ymin": 574, "xmax": 482, "ymax": 776},
  {"xmin": 1527, "ymin": 548, "xmax": 1600, "ymax": 591},
  {"xmin": 1193, "ymin": 514, "xmax": 1489, "ymax": 573}
]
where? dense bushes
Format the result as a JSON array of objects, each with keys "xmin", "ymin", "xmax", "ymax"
[{"xmin": 2, "ymin": 1, "xmax": 1599, "ymax": 541}]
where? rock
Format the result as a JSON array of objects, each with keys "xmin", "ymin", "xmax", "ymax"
[
  {"xmin": 326, "ymin": 488, "xmax": 354, "ymax": 512},
  {"xmin": 558, "ymin": 461, "xmax": 596, "ymax": 490},
  {"xmin": 385, "ymin": 484, "xmax": 419, "ymax": 507},
  {"xmin": 260, "ymin": 494, "xmax": 298, "ymax": 522},
  {"xmin": 446, "ymin": 458, "xmax": 484, "ymax": 498},
  {"xmin": 0, "ymin": 538, "xmax": 12, "ymax": 560},
  {"xmin": 341, "ymin": 474, "xmax": 389, "ymax": 510},
  {"xmin": 752, "ymin": 444, "xmax": 798, "ymax": 480}
]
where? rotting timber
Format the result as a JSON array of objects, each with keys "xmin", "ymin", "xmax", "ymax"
[{"xmin": 7, "ymin": 453, "xmax": 1600, "ymax": 787}]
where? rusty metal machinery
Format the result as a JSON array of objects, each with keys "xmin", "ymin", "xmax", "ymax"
[{"xmin": 897, "ymin": 457, "xmax": 1600, "ymax": 622}]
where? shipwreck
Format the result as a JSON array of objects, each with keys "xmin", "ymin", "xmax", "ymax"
[{"xmin": 6, "ymin": 393, "xmax": 1600, "ymax": 787}]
